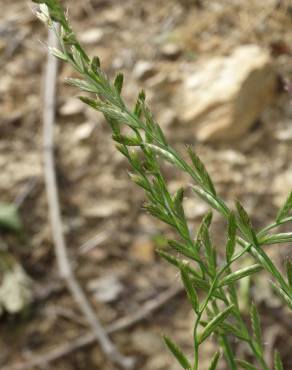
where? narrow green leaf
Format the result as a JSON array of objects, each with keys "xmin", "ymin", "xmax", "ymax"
[
  {"xmin": 286, "ymin": 260, "xmax": 292, "ymax": 287},
  {"xmin": 65, "ymin": 78, "xmax": 97, "ymax": 93},
  {"xmin": 78, "ymin": 96, "xmax": 99, "ymax": 110},
  {"xmin": 112, "ymin": 134, "xmax": 141, "ymax": 146},
  {"xmin": 172, "ymin": 188, "xmax": 186, "ymax": 220},
  {"xmin": 133, "ymin": 90, "xmax": 146, "ymax": 118},
  {"xmin": 259, "ymin": 232, "xmax": 292, "ymax": 245},
  {"xmin": 157, "ymin": 250, "xmax": 200, "ymax": 277},
  {"xmin": 173, "ymin": 187, "xmax": 184, "ymax": 209},
  {"xmin": 180, "ymin": 267, "xmax": 199, "ymax": 312},
  {"xmin": 270, "ymin": 281, "xmax": 292, "ymax": 309},
  {"xmin": 200, "ymin": 219, "xmax": 217, "ymax": 275},
  {"xmin": 128, "ymin": 173, "xmax": 150, "ymax": 191},
  {"xmin": 250, "ymin": 303, "xmax": 263, "ymax": 352},
  {"xmin": 208, "ymin": 351, "xmax": 220, "ymax": 370},
  {"xmin": 198, "ymin": 304, "xmax": 234, "ymax": 344},
  {"xmin": 114, "ymin": 73, "xmax": 124, "ymax": 94},
  {"xmin": 48, "ymin": 47, "xmax": 67, "ymax": 61},
  {"xmin": 220, "ymin": 335, "xmax": 237, "ymax": 370},
  {"xmin": 163, "ymin": 336, "xmax": 191, "ymax": 369},
  {"xmin": 200, "ymin": 319, "xmax": 248, "ymax": 342},
  {"xmin": 276, "ymin": 190, "xmax": 292, "ymax": 222},
  {"xmin": 199, "ymin": 216, "xmax": 212, "ymax": 249},
  {"xmin": 218, "ymin": 265, "xmax": 262, "ymax": 287},
  {"xmin": 187, "ymin": 147, "xmax": 216, "ymax": 196},
  {"xmin": 115, "ymin": 143, "xmax": 129, "ymax": 158},
  {"xmin": 0, "ymin": 203, "xmax": 22, "ymax": 233},
  {"xmin": 191, "ymin": 186, "xmax": 230, "ymax": 217},
  {"xmin": 236, "ymin": 201, "xmax": 258, "ymax": 245},
  {"xmin": 106, "ymin": 115, "xmax": 121, "ymax": 136},
  {"xmin": 154, "ymin": 122, "xmax": 168, "ymax": 146},
  {"xmin": 216, "ymin": 321, "xmax": 249, "ymax": 342},
  {"xmin": 146, "ymin": 144, "xmax": 183, "ymax": 169},
  {"xmin": 71, "ymin": 46, "xmax": 85, "ymax": 71},
  {"xmin": 196, "ymin": 211, "xmax": 213, "ymax": 248},
  {"xmin": 227, "ymin": 284, "xmax": 240, "ymax": 309},
  {"xmin": 157, "ymin": 250, "xmax": 225, "ymax": 301},
  {"xmin": 226, "ymin": 212, "xmax": 237, "ymax": 262},
  {"xmin": 143, "ymin": 203, "xmax": 175, "ymax": 227},
  {"xmin": 200, "ymin": 211, "xmax": 213, "ymax": 229},
  {"xmin": 274, "ymin": 350, "xmax": 283, "ymax": 370},
  {"xmin": 168, "ymin": 239, "xmax": 200, "ymax": 261},
  {"xmin": 237, "ymin": 359, "xmax": 259, "ymax": 370},
  {"xmin": 91, "ymin": 56, "xmax": 101, "ymax": 70}
]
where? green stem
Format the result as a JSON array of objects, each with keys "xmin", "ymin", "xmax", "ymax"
[
  {"xmin": 238, "ymin": 238, "xmax": 292, "ymax": 297},
  {"xmin": 248, "ymin": 340, "xmax": 269, "ymax": 370},
  {"xmin": 257, "ymin": 216, "xmax": 292, "ymax": 238},
  {"xmin": 220, "ymin": 335, "xmax": 237, "ymax": 370}
]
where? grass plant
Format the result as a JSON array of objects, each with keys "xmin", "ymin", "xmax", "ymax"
[{"xmin": 34, "ymin": 1, "xmax": 291, "ymax": 368}]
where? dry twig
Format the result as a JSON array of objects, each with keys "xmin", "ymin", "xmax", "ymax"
[
  {"xmin": 42, "ymin": 25, "xmax": 133, "ymax": 370},
  {"xmin": 2, "ymin": 284, "xmax": 183, "ymax": 370}
]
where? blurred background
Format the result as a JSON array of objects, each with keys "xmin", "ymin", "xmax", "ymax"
[{"xmin": 0, "ymin": 0, "xmax": 292, "ymax": 369}]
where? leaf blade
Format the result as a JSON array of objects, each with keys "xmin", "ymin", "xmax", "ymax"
[
  {"xmin": 276, "ymin": 190, "xmax": 292, "ymax": 222},
  {"xmin": 218, "ymin": 265, "xmax": 262, "ymax": 287},
  {"xmin": 198, "ymin": 304, "xmax": 234, "ymax": 344},
  {"xmin": 163, "ymin": 336, "xmax": 191, "ymax": 370},
  {"xmin": 250, "ymin": 302, "xmax": 263, "ymax": 353},
  {"xmin": 274, "ymin": 350, "xmax": 284, "ymax": 370},
  {"xmin": 180, "ymin": 267, "xmax": 199, "ymax": 313},
  {"xmin": 208, "ymin": 351, "xmax": 220, "ymax": 370}
]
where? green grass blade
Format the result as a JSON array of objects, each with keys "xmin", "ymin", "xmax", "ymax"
[
  {"xmin": 276, "ymin": 190, "xmax": 292, "ymax": 222},
  {"xmin": 198, "ymin": 305, "xmax": 234, "ymax": 344},
  {"xmin": 226, "ymin": 212, "xmax": 237, "ymax": 262},
  {"xmin": 236, "ymin": 201, "xmax": 258, "ymax": 245},
  {"xmin": 163, "ymin": 336, "xmax": 191, "ymax": 369},
  {"xmin": 187, "ymin": 147, "xmax": 216, "ymax": 196},
  {"xmin": 237, "ymin": 359, "xmax": 259, "ymax": 370},
  {"xmin": 218, "ymin": 265, "xmax": 262, "ymax": 287},
  {"xmin": 114, "ymin": 73, "xmax": 124, "ymax": 94},
  {"xmin": 274, "ymin": 350, "xmax": 284, "ymax": 370},
  {"xmin": 250, "ymin": 302, "xmax": 263, "ymax": 353},
  {"xmin": 180, "ymin": 267, "xmax": 199, "ymax": 313},
  {"xmin": 270, "ymin": 281, "xmax": 292, "ymax": 309},
  {"xmin": 191, "ymin": 186, "xmax": 229, "ymax": 217},
  {"xmin": 208, "ymin": 351, "xmax": 220, "ymax": 370},
  {"xmin": 286, "ymin": 259, "xmax": 292, "ymax": 287}
]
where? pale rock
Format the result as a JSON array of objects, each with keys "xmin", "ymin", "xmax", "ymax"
[
  {"xmin": 130, "ymin": 237, "xmax": 155, "ymax": 263},
  {"xmin": 80, "ymin": 28, "xmax": 104, "ymax": 45},
  {"xmin": 87, "ymin": 275, "xmax": 124, "ymax": 303},
  {"xmin": 0, "ymin": 75, "xmax": 12, "ymax": 93},
  {"xmin": 217, "ymin": 149, "xmax": 247, "ymax": 165},
  {"xmin": 103, "ymin": 6, "xmax": 124, "ymax": 24},
  {"xmin": 274, "ymin": 124, "xmax": 292, "ymax": 141},
  {"xmin": 160, "ymin": 43, "xmax": 181, "ymax": 60},
  {"xmin": 133, "ymin": 60, "xmax": 156, "ymax": 80},
  {"xmin": 176, "ymin": 45, "xmax": 278, "ymax": 141},
  {"xmin": 0, "ymin": 262, "xmax": 32, "ymax": 315},
  {"xmin": 73, "ymin": 121, "xmax": 96, "ymax": 142},
  {"xmin": 83, "ymin": 199, "xmax": 128, "ymax": 218},
  {"xmin": 60, "ymin": 98, "xmax": 84, "ymax": 116}
]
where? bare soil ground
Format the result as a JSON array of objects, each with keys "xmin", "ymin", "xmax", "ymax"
[{"xmin": 0, "ymin": 0, "xmax": 292, "ymax": 369}]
